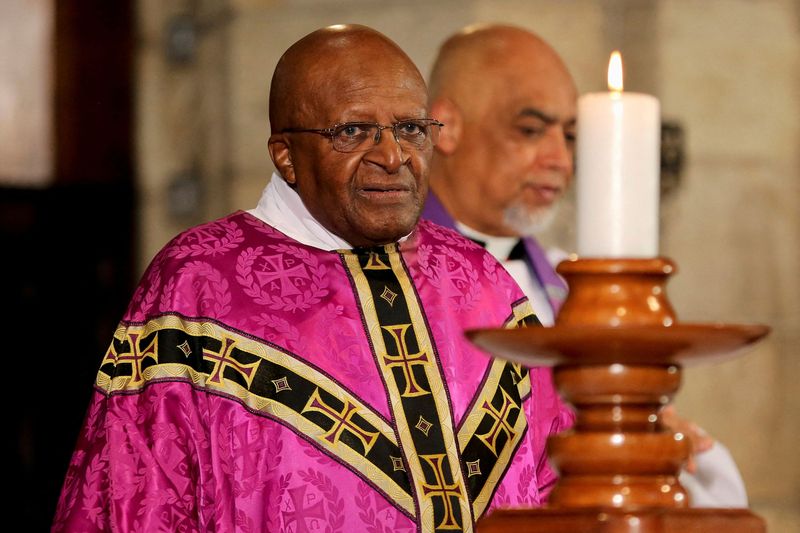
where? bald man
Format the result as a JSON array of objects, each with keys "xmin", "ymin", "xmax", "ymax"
[
  {"xmin": 423, "ymin": 24, "xmax": 749, "ymax": 509},
  {"xmin": 423, "ymin": 24, "xmax": 575, "ymax": 326},
  {"xmin": 53, "ymin": 25, "xmax": 571, "ymax": 532}
]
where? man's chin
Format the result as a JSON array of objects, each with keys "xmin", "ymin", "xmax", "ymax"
[
  {"xmin": 348, "ymin": 220, "xmax": 419, "ymax": 247},
  {"xmin": 502, "ymin": 203, "xmax": 558, "ymax": 237}
]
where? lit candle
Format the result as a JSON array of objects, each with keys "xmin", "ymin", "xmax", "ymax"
[{"xmin": 576, "ymin": 51, "xmax": 660, "ymax": 257}]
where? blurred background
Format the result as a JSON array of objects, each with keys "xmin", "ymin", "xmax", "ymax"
[{"xmin": 2, "ymin": 0, "xmax": 798, "ymax": 530}]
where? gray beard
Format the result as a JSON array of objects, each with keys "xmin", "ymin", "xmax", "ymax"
[{"xmin": 502, "ymin": 200, "xmax": 558, "ymax": 237}]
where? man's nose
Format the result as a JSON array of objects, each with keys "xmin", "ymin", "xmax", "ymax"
[
  {"xmin": 538, "ymin": 126, "xmax": 574, "ymax": 175},
  {"xmin": 364, "ymin": 127, "xmax": 408, "ymax": 172}
]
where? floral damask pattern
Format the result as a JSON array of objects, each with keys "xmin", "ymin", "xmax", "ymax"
[
  {"xmin": 54, "ymin": 212, "xmax": 572, "ymax": 532},
  {"xmin": 236, "ymin": 243, "xmax": 329, "ymax": 313},
  {"xmin": 168, "ymin": 219, "xmax": 245, "ymax": 259}
]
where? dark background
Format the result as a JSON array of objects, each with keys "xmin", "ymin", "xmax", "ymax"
[{"xmin": 2, "ymin": 2, "xmax": 135, "ymax": 530}]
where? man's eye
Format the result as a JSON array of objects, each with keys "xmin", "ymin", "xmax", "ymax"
[
  {"xmin": 338, "ymin": 124, "xmax": 368, "ymax": 138},
  {"xmin": 517, "ymin": 125, "xmax": 545, "ymax": 138},
  {"xmin": 398, "ymin": 122, "xmax": 424, "ymax": 136}
]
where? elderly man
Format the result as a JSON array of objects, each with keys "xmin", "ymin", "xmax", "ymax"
[
  {"xmin": 53, "ymin": 25, "xmax": 571, "ymax": 532},
  {"xmin": 423, "ymin": 24, "xmax": 575, "ymax": 326},
  {"xmin": 423, "ymin": 23, "xmax": 748, "ymax": 508}
]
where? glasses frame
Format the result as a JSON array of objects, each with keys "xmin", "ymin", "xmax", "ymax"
[{"xmin": 281, "ymin": 118, "xmax": 444, "ymax": 153}]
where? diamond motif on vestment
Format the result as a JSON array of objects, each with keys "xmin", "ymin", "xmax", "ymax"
[
  {"xmin": 466, "ymin": 460, "xmax": 481, "ymax": 477},
  {"xmin": 380, "ymin": 286, "xmax": 398, "ymax": 306},
  {"xmin": 272, "ymin": 376, "xmax": 291, "ymax": 393},
  {"xmin": 391, "ymin": 455, "xmax": 406, "ymax": 472},
  {"xmin": 415, "ymin": 416, "xmax": 433, "ymax": 436},
  {"xmin": 178, "ymin": 340, "xmax": 192, "ymax": 356}
]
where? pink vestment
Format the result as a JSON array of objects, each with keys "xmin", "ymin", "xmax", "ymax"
[{"xmin": 53, "ymin": 213, "xmax": 572, "ymax": 532}]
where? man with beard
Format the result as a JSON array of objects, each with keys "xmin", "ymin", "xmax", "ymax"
[
  {"xmin": 423, "ymin": 23, "xmax": 748, "ymax": 508},
  {"xmin": 53, "ymin": 25, "xmax": 572, "ymax": 532}
]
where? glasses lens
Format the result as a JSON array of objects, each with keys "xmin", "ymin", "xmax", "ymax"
[
  {"xmin": 332, "ymin": 123, "xmax": 376, "ymax": 152},
  {"xmin": 329, "ymin": 120, "xmax": 442, "ymax": 152},
  {"xmin": 394, "ymin": 120, "xmax": 441, "ymax": 149}
]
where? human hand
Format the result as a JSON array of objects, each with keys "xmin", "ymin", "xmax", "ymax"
[{"xmin": 660, "ymin": 405, "xmax": 715, "ymax": 474}]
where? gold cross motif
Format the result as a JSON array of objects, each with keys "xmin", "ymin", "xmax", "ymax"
[
  {"xmin": 363, "ymin": 251, "xmax": 391, "ymax": 270},
  {"xmin": 202, "ymin": 337, "xmax": 260, "ymax": 388},
  {"xmin": 476, "ymin": 388, "xmax": 519, "ymax": 457},
  {"xmin": 382, "ymin": 324, "xmax": 430, "ymax": 397},
  {"xmin": 420, "ymin": 454, "xmax": 464, "ymax": 530},
  {"xmin": 302, "ymin": 388, "xmax": 379, "ymax": 455},
  {"xmin": 103, "ymin": 332, "xmax": 158, "ymax": 385}
]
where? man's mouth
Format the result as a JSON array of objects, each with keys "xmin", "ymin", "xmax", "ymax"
[
  {"xmin": 525, "ymin": 183, "xmax": 562, "ymax": 204},
  {"xmin": 357, "ymin": 184, "xmax": 413, "ymax": 201}
]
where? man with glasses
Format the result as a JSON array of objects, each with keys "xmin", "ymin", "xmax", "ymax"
[
  {"xmin": 54, "ymin": 25, "xmax": 571, "ymax": 532},
  {"xmin": 423, "ymin": 23, "xmax": 748, "ymax": 509}
]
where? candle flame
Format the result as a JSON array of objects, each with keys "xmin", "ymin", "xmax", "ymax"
[{"xmin": 607, "ymin": 51, "xmax": 623, "ymax": 92}]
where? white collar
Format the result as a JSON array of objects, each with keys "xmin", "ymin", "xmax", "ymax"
[
  {"xmin": 248, "ymin": 173, "xmax": 353, "ymax": 251},
  {"xmin": 455, "ymin": 221, "xmax": 519, "ymax": 261},
  {"xmin": 248, "ymin": 173, "xmax": 414, "ymax": 250}
]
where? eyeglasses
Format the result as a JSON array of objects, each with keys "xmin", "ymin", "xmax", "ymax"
[{"xmin": 281, "ymin": 119, "xmax": 444, "ymax": 153}]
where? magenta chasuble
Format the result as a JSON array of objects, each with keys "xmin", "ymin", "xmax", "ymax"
[{"xmin": 53, "ymin": 212, "xmax": 573, "ymax": 532}]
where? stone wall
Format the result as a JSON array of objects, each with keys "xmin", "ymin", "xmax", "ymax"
[{"xmin": 136, "ymin": 0, "xmax": 800, "ymax": 529}]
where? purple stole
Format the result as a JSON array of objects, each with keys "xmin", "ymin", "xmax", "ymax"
[
  {"xmin": 53, "ymin": 212, "xmax": 572, "ymax": 532},
  {"xmin": 422, "ymin": 193, "xmax": 568, "ymax": 315}
]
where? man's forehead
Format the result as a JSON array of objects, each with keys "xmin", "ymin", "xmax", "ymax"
[
  {"xmin": 499, "ymin": 68, "xmax": 577, "ymax": 120},
  {"xmin": 301, "ymin": 62, "xmax": 427, "ymax": 122},
  {"xmin": 498, "ymin": 82, "xmax": 576, "ymax": 123},
  {"xmin": 326, "ymin": 68, "xmax": 426, "ymax": 95},
  {"xmin": 269, "ymin": 25, "xmax": 424, "ymax": 131},
  {"xmin": 316, "ymin": 92, "xmax": 428, "ymax": 125}
]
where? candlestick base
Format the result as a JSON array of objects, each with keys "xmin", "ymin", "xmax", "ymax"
[
  {"xmin": 466, "ymin": 257, "xmax": 769, "ymax": 532},
  {"xmin": 478, "ymin": 508, "xmax": 765, "ymax": 532}
]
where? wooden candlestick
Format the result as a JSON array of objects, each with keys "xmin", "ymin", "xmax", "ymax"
[{"xmin": 467, "ymin": 257, "xmax": 769, "ymax": 532}]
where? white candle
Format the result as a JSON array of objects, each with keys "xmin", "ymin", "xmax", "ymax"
[{"xmin": 576, "ymin": 51, "xmax": 660, "ymax": 257}]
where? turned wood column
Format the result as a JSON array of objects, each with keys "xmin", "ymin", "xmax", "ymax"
[
  {"xmin": 548, "ymin": 258, "xmax": 688, "ymax": 509},
  {"xmin": 467, "ymin": 257, "xmax": 769, "ymax": 532}
]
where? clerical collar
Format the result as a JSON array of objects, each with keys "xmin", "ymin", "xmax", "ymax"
[
  {"xmin": 455, "ymin": 221, "xmax": 520, "ymax": 261},
  {"xmin": 248, "ymin": 173, "xmax": 411, "ymax": 251}
]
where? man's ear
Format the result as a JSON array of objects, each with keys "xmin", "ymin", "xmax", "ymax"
[
  {"xmin": 268, "ymin": 134, "xmax": 296, "ymax": 185},
  {"xmin": 430, "ymin": 97, "xmax": 462, "ymax": 155}
]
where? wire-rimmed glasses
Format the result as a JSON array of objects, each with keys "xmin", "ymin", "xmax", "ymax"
[{"xmin": 281, "ymin": 119, "xmax": 444, "ymax": 153}]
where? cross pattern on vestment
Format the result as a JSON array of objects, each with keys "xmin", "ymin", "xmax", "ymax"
[
  {"xmin": 382, "ymin": 324, "xmax": 430, "ymax": 397},
  {"xmin": 232, "ymin": 422, "xmax": 263, "ymax": 470},
  {"xmin": 302, "ymin": 388, "xmax": 379, "ymax": 454},
  {"xmin": 188, "ymin": 226, "xmax": 224, "ymax": 246},
  {"xmin": 202, "ymin": 337, "xmax": 260, "ymax": 387},
  {"xmin": 103, "ymin": 332, "xmax": 157, "ymax": 385},
  {"xmin": 510, "ymin": 362, "xmax": 526, "ymax": 385},
  {"xmin": 363, "ymin": 251, "xmax": 391, "ymax": 270},
  {"xmin": 476, "ymin": 387, "xmax": 519, "ymax": 457},
  {"xmin": 420, "ymin": 453, "xmax": 464, "ymax": 531},
  {"xmin": 442, "ymin": 256, "xmax": 470, "ymax": 293},
  {"xmin": 284, "ymin": 485, "xmax": 326, "ymax": 533},
  {"xmin": 255, "ymin": 255, "xmax": 308, "ymax": 297}
]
